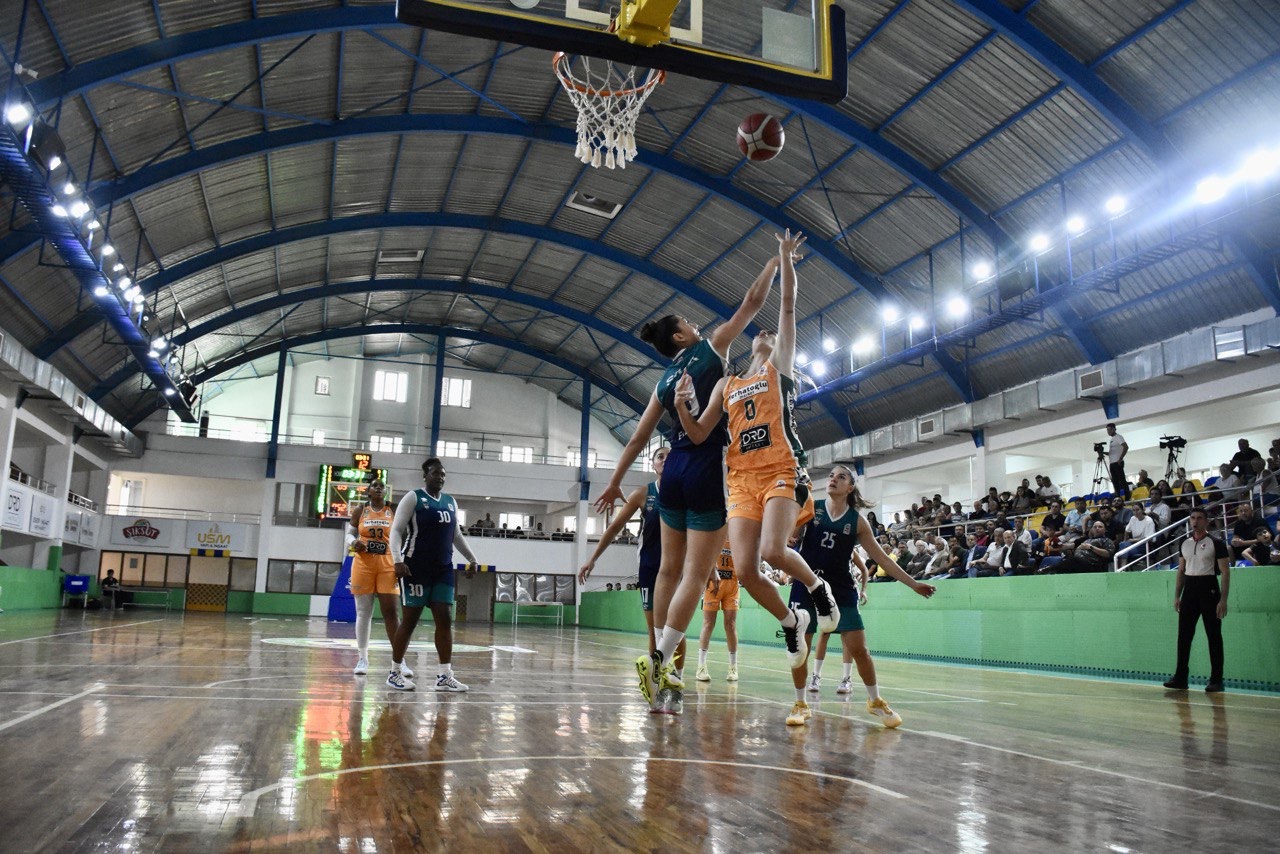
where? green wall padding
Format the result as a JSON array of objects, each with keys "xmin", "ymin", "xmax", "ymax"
[
  {"xmin": 578, "ymin": 572, "xmax": 1280, "ymax": 691},
  {"xmin": 251, "ymin": 592, "xmax": 314, "ymax": 615},
  {"xmin": 0, "ymin": 566, "xmax": 62, "ymax": 611}
]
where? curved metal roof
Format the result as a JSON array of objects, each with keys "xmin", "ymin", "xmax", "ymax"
[{"xmin": 1, "ymin": 0, "xmax": 1276, "ymax": 444}]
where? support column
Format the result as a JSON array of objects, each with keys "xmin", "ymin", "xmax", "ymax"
[
  {"xmin": 254, "ymin": 479, "xmax": 275, "ymax": 593},
  {"xmin": 265, "ymin": 347, "xmax": 288, "ymax": 479},
  {"xmin": 38, "ymin": 437, "xmax": 77, "ymax": 574},
  {"xmin": 574, "ymin": 381, "xmax": 592, "ymax": 612},
  {"xmin": 0, "ymin": 387, "xmax": 17, "ymax": 551},
  {"xmin": 430, "ymin": 335, "xmax": 446, "ymax": 453}
]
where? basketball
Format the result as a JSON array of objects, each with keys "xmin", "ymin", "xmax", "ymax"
[{"xmin": 737, "ymin": 113, "xmax": 785, "ymax": 161}]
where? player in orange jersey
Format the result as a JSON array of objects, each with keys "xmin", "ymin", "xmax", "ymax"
[
  {"xmin": 675, "ymin": 230, "xmax": 839, "ymax": 683},
  {"xmin": 345, "ymin": 479, "xmax": 402, "ymax": 677},
  {"xmin": 696, "ymin": 539, "xmax": 741, "ymax": 682}
]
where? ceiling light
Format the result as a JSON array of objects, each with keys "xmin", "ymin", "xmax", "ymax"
[
  {"xmin": 112, "ymin": 262, "xmax": 124, "ymax": 272},
  {"xmin": 132, "ymin": 293, "xmax": 145, "ymax": 305},
  {"xmin": 1239, "ymin": 148, "xmax": 1280, "ymax": 182},
  {"xmin": 93, "ymin": 285, "xmax": 109, "ymax": 297},
  {"xmin": 881, "ymin": 305, "xmax": 899, "ymax": 324},
  {"xmin": 1104, "ymin": 195, "xmax": 1127, "ymax": 215},
  {"xmin": 1194, "ymin": 175, "xmax": 1229, "ymax": 205},
  {"xmin": 823, "ymin": 337, "xmax": 837, "ymax": 353},
  {"xmin": 68, "ymin": 199, "xmax": 90, "ymax": 218},
  {"xmin": 46, "ymin": 154, "xmax": 62, "ymax": 171},
  {"xmin": 796, "ymin": 352, "xmax": 809, "ymax": 366},
  {"xmin": 118, "ymin": 276, "xmax": 132, "ymax": 288},
  {"xmin": 148, "ymin": 349, "xmax": 159, "ymax": 359},
  {"xmin": 5, "ymin": 103, "xmax": 32, "ymax": 126},
  {"xmin": 1030, "ymin": 233, "xmax": 1051, "ymax": 252},
  {"xmin": 971, "ymin": 261, "xmax": 992, "ymax": 280},
  {"xmin": 946, "ymin": 296, "xmax": 969, "ymax": 318},
  {"xmin": 62, "ymin": 181, "xmax": 77, "ymax": 196},
  {"xmin": 50, "ymin": 204, "xmax": 67, "ymax": 217},
  {"xmin": 1066, "ymin": 215, "xmax": 1085, "ymax": 234},
  {"xmin": 164, "ymin": 387, "xmax": 176, "ymax": 397},
  {"xmin": 101, "ymin": 244, "xmax": 115, "ymax": 256},
  {"xmin": 810, "ymin": 359, "xmax": 826, "ymax": 377},
  {"xmin": 909, "ymin": 314, "xmax": 925, "ymax": 332},
  {"xmin": 87, "ymin": 219, "xmax": 100, "ymax": 231},
  {"xmin": 852, "ymin": 336, "xmax": 874, "ymax": 356},
  {"xmin": 152, "ymin": 337, "xmax": 167, "ymax": 350}
]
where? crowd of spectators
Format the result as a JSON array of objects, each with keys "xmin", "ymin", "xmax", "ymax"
[
  {"xmin": 465, "ymin": 512, "xmax": 637, "ymax": 544},
  {"xmin": 864, "ymin": 434, "xmax": 1279, "ymax": 581}
]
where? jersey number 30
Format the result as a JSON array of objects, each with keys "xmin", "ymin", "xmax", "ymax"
[
  {"xmin": 436, "ymin": 510, "xmax": 452, "ymax": 523},
  {"xmin": 405, "ymin": 583, "xmax": 425, "ymax": 597}
]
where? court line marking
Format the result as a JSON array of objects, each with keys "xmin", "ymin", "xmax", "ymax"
[
  {"xmin": 0, "ymin": 684, "xmax": 104, "ymax": 734},
  {"xmin": 0, "ymin": 619, "xmax": 165, "ymax": 646},
  {"xmin": 917, "ymin": 729, "xmax": 1280, "ymax": 814},
  {"xmin": 236, "ymin": 754, "xmax": 906, "ymax": 817}
]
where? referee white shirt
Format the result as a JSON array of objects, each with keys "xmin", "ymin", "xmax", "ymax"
[{"xmin": 1181, "ymin": 533, "xmax": 1228, "ymax": 576}]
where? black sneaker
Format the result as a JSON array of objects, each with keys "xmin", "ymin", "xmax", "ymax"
[
  {"xmin": 809, "ymin": 579, "xmax": 840, "ymax": 633},
  {"xmin": 1204, "ymin": 681, "xmax": 1225, "ymax": 693},
  {"xmin": 1162, "ymin": 677, "xmax": 1188, "ymax": 690}
]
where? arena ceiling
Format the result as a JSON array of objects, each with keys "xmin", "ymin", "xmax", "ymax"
[{"xmin": 1, "ymin": 0, "xmax": 1277, "ymax": 446}]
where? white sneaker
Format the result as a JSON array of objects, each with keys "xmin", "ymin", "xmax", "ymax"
[
  {"xmin": 810, "ymin": 579, "xmax": 841, "ymax": 634},
  {"xmin": 726, "ymin": 665, "xmax": 738, "ymax": 682},
  {"xmin": 436, "ymin": 672, "xmax": 469, "ymax": 692},
  {"xmin": 806, "ymin": 673, "xmax": 821, "ymax": 693},
  {"xmin": 398, "ymin": 661, "xmax": 415, "ymax": 679},
  {"xmin": 386, "ymin": 670, "xmax": 415, "ymax": 691},
  {"xmin": 781, "ymin": 607, "xmax": 811, "ymax": 670},
  {"xmin": 695, "ymin": 664, "xmax": 711, "ymax": 682},
  {"xmin": 353, "ymin": 656, "xmax": 369, "ymax": 676},
  {"xmin": 836, "ymin": 677, "xmax": 853, "ymax": 695}
]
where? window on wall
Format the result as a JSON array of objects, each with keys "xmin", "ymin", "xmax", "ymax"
[
  {"xmin": 500, "ymin": 513, "xmax": 531, "ymax": 532},
  {"xmin": 495, "ymin": 572, "xmax": 575, "ymax": 604},
  {"xmin": 561, "ymin": 515, "xmax": 597, "ymax": 535},
  {"xmin": 436, "ymin": 440, "xmax": 468, "ymax": 459},
  {"xmin": 372, "ymin": 369, "xmax": 409, "ymax": 403},
  {"xmin": 370, "ymin": 434, "xmax": 404, "ymax": 453},
  {"xmin": 266, "ymin": 559, "xmax": 343, "ymax": 594},
  {"xmin": 315, "ymin": 376, "xmax": 331, "ymax": 396},
  {"xmin": 502, "ymin": 446, "xmax": 533, "ymax": 464},
  {"xmin": 565, "ymin": 449, "xmax": 598, "ymax": 468},
  {"xmin": 441, "ymin": 377, "xmax": 472, "ymax": 408},
  {"xmin": 230, "ymin": 421, "xmax": 268, "ymax": 443},
  {"xmin": 311, "ymin": 429, "xmax": 326, "ymax": 446}
]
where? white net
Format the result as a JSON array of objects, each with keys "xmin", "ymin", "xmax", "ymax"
[{"xmin": 553, "ymin": 52, "xmax": 665, "ymax": 170}]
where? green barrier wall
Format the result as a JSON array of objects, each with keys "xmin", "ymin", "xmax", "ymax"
[
  {"xmin": 578, "ymin": 571, "xmax": 1280, "ymax": 691},
  {"xmin": 0, "ymin": 566, "xmax": 63, "ymax": 610}
]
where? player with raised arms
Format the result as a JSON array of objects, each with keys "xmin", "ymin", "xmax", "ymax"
[
  {"xmin": 579, "ymin": 446, "xmax": 688, "ymax": 711},
  {"xmin": 673, "ymin": 229, "xmax": 841, "ymax": 687},
  {"xmin": 785, "ymin": 464, "xmax": 936, "ymax": 727},
  {"xmin": 593, "ymin": 248, "xmax": 793, "ymax": 711},
  {"xmin": 346, "ymin": 479, "xmax": 402, "ymax": 678},
  {"xmin": 388, "ymin": 457, "xmax": 479, "ymax": 692}
]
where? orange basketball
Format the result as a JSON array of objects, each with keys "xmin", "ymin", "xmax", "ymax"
[{"xmin": 737, "ymin": 113, "xmax": 785, "ymax": 161}]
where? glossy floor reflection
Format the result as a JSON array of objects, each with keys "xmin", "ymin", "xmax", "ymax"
[{"xmin": 0, "ymin": 610, "xmax": 1276, "ymax": 851}]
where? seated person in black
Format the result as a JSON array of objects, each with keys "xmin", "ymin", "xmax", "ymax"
[
  {"xmin": 1049, "ymin": 521, "xmax": 1115, "ymax": 573},
  {"xmin": 1243, "ymin": 529, "xmax": 1279, "ymax": 566}
]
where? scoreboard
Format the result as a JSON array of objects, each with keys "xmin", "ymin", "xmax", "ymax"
[{"xmin": 317, "ymin": 453, "xmax": 391, "ymax": 519}]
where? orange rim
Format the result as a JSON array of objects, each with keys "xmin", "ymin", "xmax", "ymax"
[{"xmin": 552, "ymin": 52, "xmax": 665, "ymax": 98}]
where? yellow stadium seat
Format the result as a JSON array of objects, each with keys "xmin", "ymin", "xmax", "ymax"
[{"xmin": 1130, "ymin": 486, "xmax": 1149, "ymax": 501}]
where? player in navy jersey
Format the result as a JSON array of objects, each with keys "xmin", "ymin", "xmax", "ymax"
[
  {"xmin": 579, "ymin": 446, "xmax": 687, "ymax": 707},
  {"xmin": 594, "ymin": 252, "xmax": 780, "ymax": 709},
  {"xmin": 785, "ymin": 465, "xmax": 936, "ymax": 727},
  {"xmin": 388, "ymin": 457, "xmax": 480, "ymax": 692}
]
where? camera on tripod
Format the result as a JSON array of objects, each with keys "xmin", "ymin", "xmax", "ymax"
[
  {"xmin": 1159, "ymin": 435, "xmax": 1187, "ymax": 450},
  {"xmin": 1092, "ymin": 442, "xmax": 1107, "ymax": 458}
]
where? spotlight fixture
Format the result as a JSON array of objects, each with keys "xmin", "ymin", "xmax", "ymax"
[
  {"xmin": 908, "ymin": 314, "xmax": 925, "ymax": 332},
  {"xmin": 68, "ymin": 199, "xmax": 90, "ymax": 218},
  {"xmin": 852, "ymin": 336, "xmax": 874, "ymax": 356},
  {"xmin": 112, "ymin": 262, "xmax": 124, "ymax": 272},
  {"xmin": 152, "ymin": 337, "xmax": 168, "ymax": 350},
  {"xmin": 46, "ymin": 154, "xmax": 61, "ymax": 171},
  {"xmin": 50, "ymin": 204, "xmax": 67, "ymax": 217},
  {"xmin": 1194, "ymin": 175, "xmax": 1229, "ymax": 205},
  {"xmin": 4, "ymin": 102, "xmax": 32, "ymax": 126},
  {"xmin": 1239, "ymin": 148, "xmax": 1280, "ymax": 182},
  {"xmin": 87, "ymin": 219, "xmax": 100, "ymax": 231},
  {"xmin": 1066, "ymin": 215, "xmax": 1085, "ymax": 234},
  {"xmin": 822, "ymin": 337, "xmax": 837, "ymax": 353},
  {"xmin": 148, "ymin": 349, "xmax": 159, "ymax": 359},
  {"xmin": 101, "ymin": 244, "xmax": 115, "ymax": 256},
  {"xmin": 796, "ymin": 352, "xmax": 809, "ymax": 366},
  {"xmin": 971, "ymin": 261, "xmax": 992, "ymax": 280},
  {"xmin": 61, "ymin": 181, "xmax": 76, "ymax": 196},
  {"xmin": 810, "ymin": 359, "xmax": 826, "ymax": 377},
  {"xmin": 132, "ymin": 293, "xmax": 145, "ymax": 305},
  {"xmin": 1104, "ymin": 195, "xmax": 1127, "ymax": 215},
  {"xmin": 946, "ymin": 296, "xmax": 969, "ymax": 318},
  {"xmin": 1030, "ymin": 233, "xmax": 1051, "ymax": 252},
  {"xmin": 164, "ymin": 387, "xmax": 176, "ymax": 397},
  {"xmin": 118, "ymin": 276, "xmax": 132, "ymax": 288},
  {"xmin": 93, "ymin": 285, "xmax": 109, "ymax": 297},
  {"xmin": 881, "ymin": 305, "xmax": 899, "ymax": 324}
]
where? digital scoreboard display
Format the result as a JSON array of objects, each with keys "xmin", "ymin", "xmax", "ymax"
[{"xmin": 317, "ymin": 454, "xmax": 391, "ymax": 519}]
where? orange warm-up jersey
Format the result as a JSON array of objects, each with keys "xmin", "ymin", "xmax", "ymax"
[
  {"xmin": 724, "ymin": 360, "xmax": 807, "ymax": 472},
  {"xmin": 353, "ymin": 504, "xmax": 395, "ymax": 570}
]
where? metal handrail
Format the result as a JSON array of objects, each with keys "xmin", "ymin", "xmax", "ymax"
[
  {"xmin": 106, "ymin": 505, "xmax": 261, "ymax": 524},
  {"xmin": 1113, "ymin": 499, "xmax": 1235, "ymax": 572},
  {"xmin": 67, "ymin": 491, "xmax": 98, "ymax": 511},
  {"xmin": 7, "ymin": 467, "xmax": 57, "ymax": 495}
]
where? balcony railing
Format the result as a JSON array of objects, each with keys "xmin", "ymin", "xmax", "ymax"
[{"xmin": 106, "ymin": 504, "xmax": 261, "ymax": 524}]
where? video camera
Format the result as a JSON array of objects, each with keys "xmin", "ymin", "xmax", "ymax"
[
  {"xmin": 1092, "ymin": 442, "xmax": 1106, "ymax": 457},
  {"xmin": 1159, "ymin": 435, "xmax": 1187, "ymax": 450}
]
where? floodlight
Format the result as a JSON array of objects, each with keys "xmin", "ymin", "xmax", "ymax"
[
  {"xmin": 881, "ymin": 305, "xmax": 899, "ymax": 324},
  {"xmin": 68, "ymin": 199, "xmax": 90, "ymax": 218},
  {"xmin": 152, "ymin": 337, "xmax": 168, "ymax": 350},
  {"xmin": 946, "ymin": 296, "xmax": 969, "ymax": 318},
  {"xmin": 93, "ymin": 285, "xmax": 109, "ymax": 297},
  {"xmin": 1240, "ymin": 148, "xmax": 1280, "ymax": 182},
  {"xmin": 1104, "ymin": 195, "xmax": 1127, "ymax": 215},
  {"xmin": 971, "ymin": 261, "xmax": 992, "ymax": 280},
  {"xmin": 1066, "ymin": 216, "xmax": 1085, "ymax": 234},
  {"xmin": 5, "ymin": 103, "xmax": 32, "ymax": 126},
  {"xmin": 908, "ymin": 314, "xmax": 925, "ymax": 332},
  {"xmin": 50, "ymin": 204, "xmax": 67, "ymax": 217},
  {"xmin": 1194, "ymin": 175, "xmax": 1229, "ymax": 205},
  {"xmin": 823, "ymin": 337, "xmax": 837, "ymax": 353},
  {"xmin": 101, "ymin": 244, "xmax": 115, "ymax": 256},
  {"xmin": 1030, "ymin": 233, "xmax": 1051, "ymax": 252},
  {"xmin": 852, "ymin": 336, "xmax": 874, "ymax": 356},
  {"xmin": 796, "ymin": 352, "xmax": 809, "ymax": 366},
  {"xmin": 810, "ymin": 359, "xmax": 826, "ymax": 377}
]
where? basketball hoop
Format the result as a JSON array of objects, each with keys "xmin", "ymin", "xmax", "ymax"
[{"xmin": 553, "ymin": 52, "xmax": 664, "ymax": 170}]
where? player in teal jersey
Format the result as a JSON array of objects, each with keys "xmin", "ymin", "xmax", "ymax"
[
  {"xmin": 388, "ymin": 458, "xmax": 480, "ymax": 692},
  {"xmin": 785, "ymin": 465, "xmax": 936, "ymax": 727},
  {"xmin": 594, "ymin": 252, "xmax": 781, "ymax": 709}
]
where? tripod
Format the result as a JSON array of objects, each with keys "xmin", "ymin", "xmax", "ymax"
[
  {"xmin": 1164, "ymin": 445, "xmax": 1184, "ymax": 483},
  {"xmin": 1091, "ymin": 452, "xmax": 1111, "ymax": 495}
]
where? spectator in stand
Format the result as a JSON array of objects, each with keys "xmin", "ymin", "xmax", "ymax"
[
  {"xmin": 1247, "ymin": 457, "xmax": 1279, "ymax": 510},
  {"xmin": 888, "ymin": 512, "xmax": 908, "ymax": 535},
  {"xmin": 1231, "ymin": 438, "xmax": 1263, "ymax": 480},
  {"xmin": 866, "ymin": 512, "xmax": 885, "ymax": 538},
  {"xmin": 1036, "ymin": 475, "xmax": 1060, "ymax": 506},
  {"xmin": 1231, "ymin": 504, "xmax": 1273, "ymax": 560},
  {"xmin": 1148, "ymin": 487, "xmax": 1172, "ymax": 530},
  {"xmin": 1042, "ymin": 500, "xmax": 1066, "ymax": 533},
  {"xmin": 1118, "ymin": 503, "xmax": 1157, "ymax": 568},
  {"xmin": 513, "ymin": 526, "xmax": 527, "ymax": 539},
  {"xmin": 999, "ymin": 529, "xmax": 1030, "ymax": 575},
  {"xmin": 1171, "ymin": 468, "xmax": 1191, "ymax": 493},
  {"xmin": 1110, "ymin": 495, "xmax": 1133, "ymax": 526},
  {"xmin": 1242, "ymin": 529, "xmax": 1279, "ymax": 566},
  {"xmin": 1135, "ymin": 470, "xmax": 1155, "ymax": 490},
  {"xmin": 1096, "ymin": 506, "xmax": 1125, "ymax": 541},
  {"xmin": 951, "ymin": 501, "xmax": 967, "ymax": 524},
  {"xmin": 1268, "ymin": 439, "xmax": 1280, "ymax": 472},
  {"xmin": 481, "ymin": 512, "xmax": 496, "ymax": 530},
  {"xmin": 531, "ymin": 522, "xmax": 549, "ymax": 539},
  {"xmin": 1048, "ymin": 521, "xmax": 1116, "ymax": 574},
  {"xmin": 997, "ymin": 491, "xmax": 1015, "ymax": 514},
  {"xmin": 936, "ymin": 504, "xmax": 957, "ymax": 539},
  {"xmin": 920, "ymin": 537, "xmax": 952, "ymax": 579},
  {"xmin": 1106, "ymin": 422, "xmax": 1131, "ymax": 499},
  {"xmin": 1064, "ymin": 497, "xmax": 1089, "ymax": 533},
  {"xmin": 606, "ymin": 583, "xmax": 614, "ymax": 592},
  {"xmin": 982, "ymin": 487, "xmax": 1000, "ymax": 517},
  {"xmin": 1012, "ymin": 485, "xmax": 1033, "ymax": 515},
  {"xmin": 1032, "ymin": 523, "xmax": 1063, "ymax": 571},
  {"xmin": 499, "ymin": 523, "xmax": 511, "ymax": 538},
  {"xmin": 1013, "ymin": 517, "xmax": 1036, "ymax": 550},
  {"xmin": 974, "ymin": 528, "xmax": 1007, "ymax": 577},
  {"xmin": 905, "ymin": 540, "xmax": 933, "ymax": 577},
  {"xmin": 468, "ymin": 521, "xmax": 483, "ymax": 536}
]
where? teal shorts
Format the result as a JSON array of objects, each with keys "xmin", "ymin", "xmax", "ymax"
[
  {"xmin": 400, "ymin": 576, "xmax": 455, "ymax": 608},
  {"xmin": 658, "ymin": 505, "xmax": 727, "ymax": 532},
  {"xmin": 789, "ymin": 585, "xmax": 864, "ymax": 634}
]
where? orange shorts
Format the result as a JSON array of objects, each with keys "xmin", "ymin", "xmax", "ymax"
[
  {"xmin": 703, "ymin": 572, "xmax": 740, "ymax": 611},
  {"xmin": 350, "ymin": 556, "xmax": 398, "ymax": 596},
  {"xmin": 726, "ymin": 466, "xmax": 815, "ymax": 527}
]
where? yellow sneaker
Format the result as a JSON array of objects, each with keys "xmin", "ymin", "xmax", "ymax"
[
  {"xmin": 786, "ymin": 700, "xmax": 812, "ymax": 726},
  {"xmin": 659, "ymin": 661, "xmax": 684, "ymax": 691},
  {"xmin": 867, "ymin": 697, "xmax": 902, "ymax": 728}
]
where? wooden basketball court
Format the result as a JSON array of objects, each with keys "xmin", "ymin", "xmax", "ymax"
[{"xmin": 0, "ymin": 611, "xmax": 1276, "ymax": 851}]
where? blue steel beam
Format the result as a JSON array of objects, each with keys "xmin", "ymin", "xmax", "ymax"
[
  {"xmin": 186, "ymin": 324, "xmax": 648, "ymax": 417},
  {"xmin": 39, "ymin": 212, "xmax": 738, "ymax": 357},
  {"xmin": 0, "ymin": 114, "xmax": 885, "ymax": 302}
]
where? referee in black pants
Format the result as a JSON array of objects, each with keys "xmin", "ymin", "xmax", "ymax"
[{"xmin": 1164, "ymin": 507, "xmax": 1230, "ymax": 692}]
